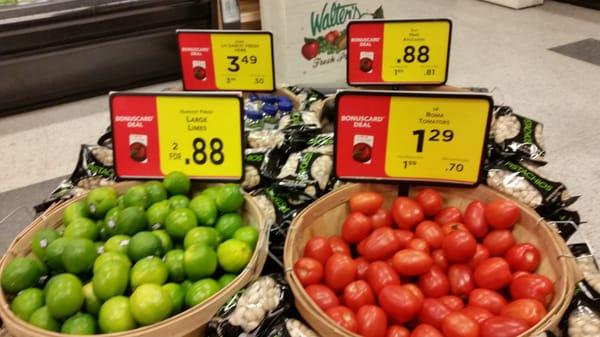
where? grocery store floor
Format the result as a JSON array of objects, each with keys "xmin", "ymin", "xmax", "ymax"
[{"xmin": 1, "ymin": 0, "xmax": 599, "ymax": 254}]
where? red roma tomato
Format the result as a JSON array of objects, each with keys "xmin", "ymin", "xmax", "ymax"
[
  {"xmin": 372, "ymin": 208, "xmax": 393, "ymax": 229},
  {"xmin": 431, "ymin": 249, "xmax": 449, "ymax": 272},
  {"xmin": 411, "ymin": 324, "xmax": 443, "ymax": 337},
  {"xmin": 305, "ymin": 284, "xmax": 339, "ymax": 310},
  {"xmin": 441, "ymin": 223, "xmax": 468, "ymax": 235},
  {"xmin": 404, "ymin": 284, "xmax": 425, "ymax": 309},
  {"xmin": 329, "ymin": 236, "xmax": 351, "ymax": 256},
  {"xmin": 505, "ymin": 243, "xmax": 541, "ymax": 272},
  {"xmin": 463, "ymin": 200, "xmax": 489, "ymax": 239},
  {"xmin": 474, "ymin": 257, "xmax": 512, "ymax": 290},
  {"xmin": 512, "ymin": 271, "xmax": 529, "ymax": 280},
  {"xmin": 386, "ymin": 325, "xmax": 410, "ymax": 337},
  {"xmin": 357, "ymin": 305, "xmax": 388, "ymax": 337},
  {"xmin": 441, "ymin": 312, "xmax": 479, "ymax": 337},
  {"xmin": 392, "ymin": 197, "xmax": 424, "ymax": 230},
  {"xmin": 435, "ymin": 207, "xmax": 462, "ymax": 226},
  {"xmin": 357, "ymin": 238, "xmax": 368, "ymax": 256},
  {"xmin": 342, "ymin": 212, "xmax": 373, "ymax": 243},
  {"xmin": 366, "ymin": 261, "xmax": 401, "ymax": 295},
  {"xmin": 294, "ymin": 257, "xmax": 323, "ymax": 286},
  {"xmin": 304, "ymin": 236, "xmax": 333, "ymax": 265},
  {"xmin": 350, "ymin": 192, "xmax": 384, "ymax": 216},
  {"xmin": 326, "ymin": 306, "xmax": 359, "ymax": 333},
  {"xmin": 439, "ymin": 295, "xmax": 465, "ymax": 311},
  {"xmin": 510, "ymin": 274, "xmax": 554, "ymax": 304},
  {"xmin": 395, "ymin": 230, "xmax": 415, "ymax": 249},
  {"xmin": 415, "ymin": 221, "xmax": 444, "ymax": 249},
  {"xmin": 418, "ymin": 266, "xmax": 450, "ymax": 298},
  {"xmin": 468, "ymin": 288, "xmax": 507, "ymax": 314},
  {"xmin": 325, "ymin": 253, "xmax": 357, "ymax": 292},
  {"xmin": 448, "ymin": 264, "xmax": 475, "ymax": 297},
  {"xmin": 501, "ymin": 299, "xmax": 547, "ymax": 327},
  {"xmin": 442, "ymin": 230, "xmax": 477, "ymax": 263},
  {"xmin": 363, "ymin": 227, "xmax": 403, "ymax": 261},
  {"xmin": 469, "ymin": 244, "xmax": 491, "ymax": 270},
  {"xmin": 355, "ymin": 257, "xmax": 369, "ymax": 279},
  {"xmin": 485, "ymin": 199, "xmax": 520, "ymax": 230},
  {"xmin": 392, "ymin": 249, "xmax": 433, "ymax": 276},
  {"xmin": 343, "ymin": 280, "xmax": 375, "ymax": 312},
  {"xmin": 415, "ymin": 189, "xmax": 443, "ymax": 217},
  {"xmin": 418, "ymin": 298, "xmax": 451, "ymax": 329},
  {"xmin": 483, "ymin": 230, "xmax": 516, "ymax": 257},
  {"xmin": 379, "ymin": 285, "xmax": 422, "ymax": 323},
  {"xmin": 480, "ymin": 316, "xmax": 529, "ymax": 337},
  {"xmin": 408, "ymin": 238, "xmax": 430, "ymax": 253},
  {"xmin": 460, "ymin": 306, "xmax": 494, "ymax": 325}
]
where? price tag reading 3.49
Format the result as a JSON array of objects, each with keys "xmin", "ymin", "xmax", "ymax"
[
  {"xmin": 347, "ymin": 19, "xmax": 452, "ymax": 86},
  {"xmin": 335, "ymin": 91, "xmax": 491, "ymax": 185},
  {"xmin": 177, "ymin": 30, "xmax": 275, "ymax": 91},
  {"xmin": 110, "ymin": 92, "xmax": 243, "ymax": 181}
]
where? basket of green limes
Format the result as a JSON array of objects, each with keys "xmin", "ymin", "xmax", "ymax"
[{"xmin": 0, "ymin": 171, "xmax": 268, "ymax": 337}]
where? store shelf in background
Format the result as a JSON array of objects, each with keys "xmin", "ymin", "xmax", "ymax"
[
  {"xmin": 214, "ymin": 0, "xmax": 260, "ymax": 29},
  {"xmin": 481, "ymin": 0, "xmax": 544, "ymax": 9}
]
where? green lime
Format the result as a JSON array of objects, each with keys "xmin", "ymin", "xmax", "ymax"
[
  {"xmin": 184, "ymin": 245, "xmax": 217, "ymax": 281},
  {"xmin": 117, "ymin": 195, "xmax": 126, "ymax": 209},
  {"xmin": 116, "ymin": 206, "xmax": 147, "ymax": 236},
  {"xmin": 64, "ymin": 217, "xmax": 98, "ymax": 241},
  {"xmin": 98, "ymin": 224, "xmax": 110, "ymax": 241},
  {"xmin": 93, "ymin": 252, "xmax": 131, "ymax": 274},
  {"xmin": 145, "ymin": 181, "xmax": 168, "ymax": 204},
  {"xmin": 168, "ymin": 195, "xmax": 190, "ymax": 209},
  {"xmin": 103, "ymin": 207, "xmax": 121, "ymax": 236},
  {"xmin": 146, "ymin": 200, "xmax": 171, "ymax": 230},
  {"xmin": 95, "ymin": 241, "xmax": 105, "ymax": 254},
  {"xmin": 82, "ymin": 282, "xmax": 102, "ymax": 315},
  {"xmin": 233, "ymin": 226, "xmax": 259, "ymax": 250},
  {"xmin": 215, "ymin": 213, "xmax": 244, "ymax": 240},
  {"xmin": 93, "ymin": 261, "xmax": 129, "ymax": 300},
  {"xmin": 152, "ymin": 230, "xmax": 173, "ymax": 252},
  {"xmin": 123, "ymin": 185, "xmax": 150, "ymax": 209},
  {"xmin": 216, "ymin": 184, "xmax": 244, "ymax": 213},
  {"xmin": 163, "ymin": 171, "xmax": 191, "ymax": 196},
  {"xmin": 98, "ymin": 296, "xmax": 137, "ymax": 333},
  {"xmin": 217, "ymin": 239, "xmax": 253, "ymax": 273},
  {"xmin": 130, "ymin": 257, "xmax": 168, "ymax": 289},
  {"xmin": 63, "ymin": 201, "xmax": 90, "ymax": 225},
  {"xmin": 184, "ymin": 227, "xmax": 221, "ymax": 250},
  {"xmin": 11, "ymin": 288, "xmax": 44, "ymax": 321},
  {"xmin": 200, "ymin": 186, "xmax": 219, "ymax": 202},
  {"xmin": 86, "ymin": 187, "xmax": 118, "ymax": 219},
  {"xmin": 180, "ymin": 280, "xmax": 192, "ymax": 294},
  {"xmin": 104, "ymin": 235, "xmax": 130, "ymax": 254},
  {"xmin": 31, "ymin": 228, "xmax": 60, "ymax": 261},
  {"xmin": 162, "ymin": 283, "xmax": 184, "ymax": 315},
  {"xmin": 1, "ymin": 257, "xmax": 42, "ymax": 294},
  {"xmin": 128, "ymin": 231, "xmax": 163, "ymax": 261},
  {"xmin": 165, "ymin": 208, "xmax": 197, "ymax": 239},
  {"xmin": 130, "ymin": 284, "xmax": 172, "ymax": 325},
  {"xmin": 189, "ymin": 195, "xmax": 218, "ymax": 226},
  {"xmin": 28, "ymin": 306, "xmax": 59, "ymax": 332},
  {"xmin": 61, "ymin": 312, "xmax": 97, "ymax": 334},
  {"xmin": 45, "ymin": 273, "xmax": 83, "ymax": 319},
  {"xmin": 27, "ymin": 253, "xmax": 49, "ymax": 278},
  {"xmin": 45, "ymin": 238, "xmax": 68, "ymax": 272},
  {"xmin": 185, "ymin": 279, "xmax": 221, "ymax": 307},
  {"xmin": 217, "ymin": 274, "xmax": 237, "ymax": 288},
  {"xmin": 163, "ymin": 250, "xmax": 186, "ymax": 282},
  {"xmin": 62, "ymin": 238, "xmax": 96, "ymax": 274}
]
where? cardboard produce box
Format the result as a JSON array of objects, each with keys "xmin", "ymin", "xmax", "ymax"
[{"xmin": 260, "ymin": 0, "xmax": 401, "ymax": 87}]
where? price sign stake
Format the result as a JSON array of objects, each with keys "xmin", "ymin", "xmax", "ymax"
[{"xmin": 110, "ymin": 92, "xmax": 243, "ymax": 181}]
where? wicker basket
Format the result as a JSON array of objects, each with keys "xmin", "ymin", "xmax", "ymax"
[
  {"xmin": 0, "ymin": 181, "xmax": 268, "ymax": 337},
  {"xmin": 284, "ymin": 183, "xmax": 578, "ymax": 337}
]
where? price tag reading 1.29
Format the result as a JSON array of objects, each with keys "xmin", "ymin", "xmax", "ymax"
[
  {"xmin": 177, "ymin": 30, "xmax": 275, "ymax": 91},
  {"xmin": 335, "ymin": 91, "xmax": 491, "ymax": 185},
  {"xmin": 110, "ymin": 93, "xmax": 243, "ymax": 181},
  {"xmin": 347, "ymin": 19, "xmax": 452, "ymax": 85}
]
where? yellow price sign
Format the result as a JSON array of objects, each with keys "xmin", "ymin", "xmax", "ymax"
[{"xmin": 178, "ymin": 30, "xmax": 275, "ymax": 91}]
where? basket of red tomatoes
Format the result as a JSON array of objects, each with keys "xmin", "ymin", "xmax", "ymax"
[{"xmin": 284, "ymin": 183, "xmax": 578, "ymax": 337}]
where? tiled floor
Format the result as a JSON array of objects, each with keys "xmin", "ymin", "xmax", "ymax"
[{"xmin": 1, "ymin": 0, "xmax": 599, "ymax": 253}]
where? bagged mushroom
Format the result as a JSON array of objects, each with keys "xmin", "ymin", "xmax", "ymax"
[
  {"xmin": 263, "ymin": 318, "xmax": 321, "ymax": 337},
  {"xmin": 275, "ymin": 149, "xmax": 334, "ymax": 198},
  {"xmin": 490, "ymin": 106, "xmax": 547, "ymax": 164},
  {"xmin": 560, "ymin": 292, "xmax": 600, "ymax": 337},
  {"xmin": 569, "ymin": 243, "xmax": 600, "ymax": 298},
  {"xmin": 242, "ymin": 148, "xmax": 285, "ymax": 191},
  {"xmin": 206, "ymin": 274, "xmax": 292, "ymax": 337}
]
